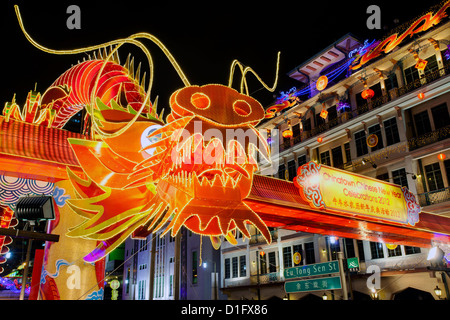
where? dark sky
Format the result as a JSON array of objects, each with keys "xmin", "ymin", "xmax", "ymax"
[{"xmin": 0, "ymin": 0, "xmax": 436, "ymax": 111}]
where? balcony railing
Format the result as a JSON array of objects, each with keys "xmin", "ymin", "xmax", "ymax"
[
  {"xmin": 249, "ymin": 229, "xmax": 278, "ymax": 244},
  {"xmin": 250, "ymin": 272, "xmax": 280, "ymax": 285},
  {"xmin": 278, "ymin": 62, "xmax": 450, "ymax": 151},
  {"xmin": 407, "ymin": 125, "xmax": 450, "ymax": 151},
  {"xmin": 223, "ymin": 271, "xmax": 281, "ymax": 288},
  {"xmin": 417, "ymin": 186, "xmax": 450, "ymax": 207}
]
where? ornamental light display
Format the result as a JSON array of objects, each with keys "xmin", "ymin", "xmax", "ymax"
[{"xmin": 11, "ymin": 5, "xmax": 280, "ymax": 263}]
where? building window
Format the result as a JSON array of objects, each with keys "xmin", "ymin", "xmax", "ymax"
[
  {"xmin": 328, "ymin": 105, "xmax": 338, "ymax": 128},
  {"xmin": 385, "ymin": 73, "xmax": 399, "ymax": 92},
  {"xmin": 445, "ymin": 159, "xmax": 450, "ymax": 188},
  {"xmin": 328, "ymin": 237, "xmax": 340, "ymax": 261},
  {"xmin": 139, "ymin": 239, "xmax": 148, "ymax": 251},
  {"xmin": 138, "ymin": 280, "xmax": 146, "ymax": 300},
  {"xmin": 368, "ymin": 124, "xmax": 384, "ymax": 151},
  {"xmin": 259, "ymin": 252, "xmax": 267, "ymax": 274},
  {"xmin": 425, "ymin": 54, "xmax": 438, "ymax": 73},
  {"xmin": 232, "ymin": 256, "xmax": 238, "ymax": 278},
  {"xmin": 292, "ymin": 123, "xmax": 301, "ymax": 139},
  {"xmin": 320, "ymin": 150, "xmax": 331, "ymax": 166},
  {"xmin": 303, "ymin": 117, "xmax": 311, "ymax": 132},
  {"xmin": 344, "ymin": 143, "xmax": 351, "ymax": 164},
  {"xmin": 192, "ymin": 251, "xmax": 198, "ymax": 284},
  {"xmin": 344, "ymin": 238, "xmax": 356, "ymax": 258},
  {"xmin": 288, "ymin": 160, "xmax": 296, "ymax": 181},
  {"xmin": 316, "ymin": 112, "xmax": 326, "ymax": 131},
  {"xmin": 355, "ymin": 130, "xmax": 368, "ymax": 157},
  {"xmin": 431, "ymin": 103, "xmax": 450, "ymax": 131},
  {"xmin": 404, "ymin": 64, "xmax": 420, "ymax": 85},
  {"xmin": 298, "ymin": 155, "xmax": 307, "ymax": 166},
  {"xmin": 370, "ymin": 241, "xmax": 384, "ymax": 259},
  {"xmin": 357, "ymin": 240, "xmax": 365, "ymax": 262},
  {"xmin": 404, "ymin": 246, "xmax": 421, "ymax": 255},
  {"xmin": 283, "ymin": 247, "xmax": 292, "ymax": 268},
  {"xmin": 414, "ymin": 110, "xmax": 432, "ymax": 137},
  {"xmin": 126, "ymin": 267, "xmax": 130, "ymax": 294},
  {"xmin": 278, "ymin": 164, "xmax": 285, "ymax": 180},
  {"xmin": 392, "ymin": 168, "xmax": 408, "ymax": 188},
  {"xmin": 387, "ymin": 245, "xmax": 402, "ymax": 257},
  {"xmin": 332, "ymin": 146, "xmax": 344, "ymax": 169},
  {"xmin": 425, "ymin": 162, "xmax": 445, "ymax": 191},
  {"xmin": 376, "ymin": 173, "xmax": 389, "ymax": 182},
  {"xmin": 383, "ymin": 117, "xmax": 400, "ymax": 146},
  {"xmin": 224, "ymin": 258, "xmax": 230, "ymax": 279},
  {"xmin": 268, "ymin": 252, "xmax": 277, "ymax": 273},
  {"xmin": 355, "ymin": 90, "xmax": 368, "ymax": 109},
  {"xmin": 154, "ymin": 233, "xmax": 165, "ymax": 298},
  {"xmin": 239, "ymin": 255, "xmax": 246, "ymax": 277},
  {"xmin": 304, "ymin": 242, "xmax": 315, "ymax": 264}
]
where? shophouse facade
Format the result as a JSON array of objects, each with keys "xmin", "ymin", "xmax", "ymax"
[{"xmin": 221, "ymin": 17, "xmax": 450, "ymax": 300}]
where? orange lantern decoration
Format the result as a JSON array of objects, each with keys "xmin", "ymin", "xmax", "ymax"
[
  {"xmin": 282, "ymin": 120, "xmax": 293, "ymax": 138},
  {"xmin": 317, "ymin": 137, "xmax": 323, "ymax": 143},
  {"xmin": 282, "ymin": 128, "xmax": 293, "ymax": 138},
  {"xmin": 367, "ymin": 134, "xmax": 378, "ymax": 148},
  {"xmin": 415, "ymin": 58, "xmax": 428, "ymax": 70},
  {"xmin": 316, "ymin": 75, "xmax": 328, "ymax": 91},
  {"xmin": 438, "ymin": 153, "xmax": 446, "ymax": 161},
  {"xmin": 418, "ymin": 92, "xmax": 425, "ymax": 99},
  {"xmin": 361, "ymin": 88, "xmax": 375, "ymax": 100},
  {"xmin": 320, "ymin": 109, "xmax": 328, "ymax": 119}
]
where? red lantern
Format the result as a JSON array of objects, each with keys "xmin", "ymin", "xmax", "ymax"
[
  {"xmin": 418, "ymin": 92, "xmax": 425, "ymax": 99},
  {"xmin": 282, "ymin": 128, "xmax": 293, "ymax": 138},
  {"xmin": 361, "ymin": 88, "xmax": 375, "ymax": 100},
  {"xmin": 317, "ymin": 137, "xmax": 323, "ymax": 143},
  {"xmin": 438, "ymin": 153, "xmax": 446, "ymax": 161}
]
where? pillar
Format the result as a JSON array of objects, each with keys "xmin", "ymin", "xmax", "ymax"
[{"xmin": 40, "ymin": 179, "xmax": 105, "ymax": 300}]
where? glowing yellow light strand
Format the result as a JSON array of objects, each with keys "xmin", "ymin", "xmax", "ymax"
[
  {"xmin": 15, "ymin": 5, "xmax": 189, "ymax": 86},
  {"xmin": 14, "ymin": 5, "xmax": 190, "ymax": 138},
  {"xmin": 229, "ymin": 51, "xmax": 281, "ymax": 95}
]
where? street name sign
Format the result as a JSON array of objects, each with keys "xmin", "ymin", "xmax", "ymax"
[
  {"xmin": 285, "ymin": 276, "xmax": 342, "ymax": 293},
  {"xmin": 284, "ymin": 260, "xmax": 339, "ymax": 279}
]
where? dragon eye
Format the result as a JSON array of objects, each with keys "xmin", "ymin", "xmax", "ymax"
[
  {"xmin": 233, "ymin": 100, "xmax": 252, "ymax": 117},
  {"xmin": 191, "ymin": 92, "xmax": 210, "ymax": 109}
]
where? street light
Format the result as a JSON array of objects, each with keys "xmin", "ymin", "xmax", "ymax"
[
  {"xmin": 371, "ymin": 288, "xmax": 379, "ymax": 300},
  {"xmin": 15, "ymin": 195, "xmax": 55, "ymax": 223},
  {"xmin": 322, "ymin": 293, "xmax": 328, "ymax": 300},
  {"xmin": 14, "ymin": 195, "xmax": 56, "ymax": 300},
  {"xmin": 434, "ymin": 286, "xmax": 442, "ymax": 299},
  {"xmin": 362, "ymin": 158, "xmax": 377, "ymax": 169}
]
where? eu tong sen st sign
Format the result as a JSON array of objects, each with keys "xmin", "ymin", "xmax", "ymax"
[{"xmin": 284, "ymin": 261, "xmax": 339, "ymax": 279}]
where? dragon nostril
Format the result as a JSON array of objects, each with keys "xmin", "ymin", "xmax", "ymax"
[
  {"xmin": 233, "ymin": 100, "xmax": 252, "ymax": 117},
  {"xmin": 191, "ymin": 92, "xmax": 210, "ymax": 109}
]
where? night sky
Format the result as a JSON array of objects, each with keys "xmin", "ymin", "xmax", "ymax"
[{"xmin": 0, "ymin": 0, "xmax": 426, "ymax": 111}]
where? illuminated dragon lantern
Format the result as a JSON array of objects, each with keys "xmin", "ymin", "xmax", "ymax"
[{"xmin": 11, "ymin": 6, "xmax": 280, "ymax": 263}]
